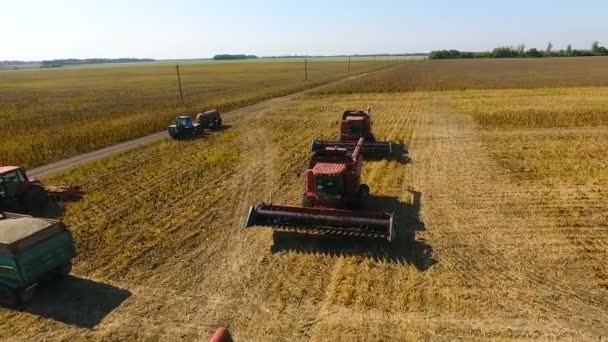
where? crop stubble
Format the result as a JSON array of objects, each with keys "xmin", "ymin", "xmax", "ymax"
[{"xmin": 1, "ymin": 58, "xmax": 607, "ymax": 340}]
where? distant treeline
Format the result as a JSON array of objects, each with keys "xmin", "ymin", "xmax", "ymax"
[
  {"xmin": 430, "ymin": 42, "xmax": 608, "ymax": 59},
  {"xmin": 213, "ymin": 54, "xmax": 258, "ymax": 60},
  {"xmin": 265, "ymin": 53, "xmax": 428, "ymax": 58},
  {"xmin": 0, "ymin": 60, "xmax": 40, "ymax": 66},
  {"xmin": 40, "ymin": 58, "xmax": 155, "ymax": 67}
]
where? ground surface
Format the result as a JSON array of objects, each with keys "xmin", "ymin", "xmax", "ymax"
[
  {"xmin": 27, "ymin": 71, "xmax": 374, "ymax": 179},
  {"xmin": 0, "ymin": 59, "xmax": 389, "ymax": 168},
  {"xmin": 1, "ymin": 84, "xmax": 607, "ymax": 340}
]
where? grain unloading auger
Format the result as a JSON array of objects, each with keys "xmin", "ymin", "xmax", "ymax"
[
  {"xmin": 311, "ymin": 109, "xmax": 393, "ymax": 157},
  {"xmin": 244, "ymin": 138, "xmax": 395, "ymax": 242}
]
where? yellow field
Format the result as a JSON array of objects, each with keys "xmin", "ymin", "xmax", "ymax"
[
  {"xmin": 0, "ymin": 59, "xmax": 388, "ymax": 168},
  {"xmin": 1, "ymin": 59, "xmax": 607, "ymax": 340},
  {"xmin": 317, "ymin": 57, "xmax": 608, "ymax": 93}
]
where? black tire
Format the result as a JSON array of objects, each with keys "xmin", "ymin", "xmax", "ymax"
[
  {"xmin": 23, "ymin": 186, "xmax": 47, "ymax": 216},
  {"xmin": 302, "ymin": 195, "xmax": 314, "ymax": 208},
  {"xmin": 354, "ymin": 184, "xmax": 370, "ymax": 209},
  {"xmin": 0, "ymin": 284, "xmax": 19, "ymax": 309},
  {"xmin": 42, "ymin": 261, "xmax": 73, "ymax": 283},
  {"xmin": 58, "ymin": 261, "xmax": 72, "ymax": 277},
  {"xmin": 168, "ymin": 126, "xmax": 178, "ymax": 139},
  {"xmin": 358, "ymin": 184, "xmax": 370, "ymax": 199}
]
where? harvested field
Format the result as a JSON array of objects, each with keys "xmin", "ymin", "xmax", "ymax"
[
  {"xmin": 316, "ymin": 57, "xmax": 608, "ymax": 93},
  {"xmin": 1, "ymin": 82, "xmax": 607, "ymax": 340},
  {"xmin": 0, "ymin": 59, "xmax": 390, "ymax": 168}
]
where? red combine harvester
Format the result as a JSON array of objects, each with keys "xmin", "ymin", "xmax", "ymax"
[
  {"xmin": 245, "ymin": 138, "xmax": 395, "ymax": 241},
  {"xmin": 312, "ymin": 109, "xmax": 393, "ymax": 157},
  {"xmin": 0, "ymin": 166, "xmax": 82, "ymax": 215}
]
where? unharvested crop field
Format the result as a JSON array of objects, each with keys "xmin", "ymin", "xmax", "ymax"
[
  {"xmin": 0, "ymin": 59, "xmax": 389, "ymax": 168},
  {"xmin": 1, "ymin": 58, "xmax": 608, "ymax": 341},
  {"xmin": 317, "ymin": 56, "xmax": 608, "ymax": 93}
]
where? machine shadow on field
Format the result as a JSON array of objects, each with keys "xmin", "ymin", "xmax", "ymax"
[
  {"xmin": 389, "ymin": 143, "xmax": 411, "ymax": 164},
  {"xmin": 174, "ymin": 125, "xmax": 233, "ymax": 141},
  {"xmin": 271, "ymin": 191, "xmax": 436, "ymax": 271},
  {"xmin": 21, "ymin": 276, "xmax": 131, "ymax": 328},
  {"xmin": 365, "ymin": 143, "xmax": 410, "ymax": 164}
]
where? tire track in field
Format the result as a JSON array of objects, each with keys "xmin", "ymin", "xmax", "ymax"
[
  {"xmin": 306, "ymin": 95, "xmax": 608, "ymax": 340},
  {"xmin": 305, "ymin": 94, "xmax": 423, "ymax": 340}
]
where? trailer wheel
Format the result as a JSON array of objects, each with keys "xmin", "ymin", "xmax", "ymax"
[
  {"xmin": 168, "ymin": 127, "xmax": 178, "ymax": 139},
  {"xmin": 23, "ymin": 186, "xmax": 47, "ymax": 216},
  {"xmin": 0, "ymin": 284, "xmax": 19, "ymax": 309},
  {"xmin": 58, "ymin": 261, "xmax": 72, "ymax": 277}
]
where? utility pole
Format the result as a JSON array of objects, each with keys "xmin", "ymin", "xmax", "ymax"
[
  {"xmin": 348, "ymin": 56, "xmax": 351, "ymax": 73},
  {"xmin": 304, "ymin": 59, "xmax": 308, "ymax": 81},
  {"xmin": 176, "ymin": 64, "xmax": 184, "ymax": 105}
]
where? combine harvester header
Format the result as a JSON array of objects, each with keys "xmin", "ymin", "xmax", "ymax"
[{"xmin": 245, "ymin": 138, "xmax": 395, "ymax": 241}]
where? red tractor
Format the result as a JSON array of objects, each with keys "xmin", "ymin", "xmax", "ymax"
[
  {"xmin": 312, "ymin": 109, "xmax": 393, "ymax": 157},
  {"xmin": 0, "ymin": 166, "xmax": 82, "ymax": 216},
  {"xmin": 245, "ymin": 138, "xmax": 395, "ymax": 241}
]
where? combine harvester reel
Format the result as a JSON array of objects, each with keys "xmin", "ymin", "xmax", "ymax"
[
  {"xmin": 244, "ymin": 138, "xmax": 396, "ymax": 242},
  {"xmin": 311, "ymin": 109, "xmax": 394, "ymax": 158}
]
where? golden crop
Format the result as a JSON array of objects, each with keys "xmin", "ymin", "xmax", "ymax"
[
  {"xmin": 317, "ymin": 56, "xmax": 608, "ymax": 93},
  {"xmin": 0, "ymin": 60, "xmax": 388, "ymax": 168},
  {"xmin": 1, "ymin": 58, "xmax": 607, "ymax": 340}
]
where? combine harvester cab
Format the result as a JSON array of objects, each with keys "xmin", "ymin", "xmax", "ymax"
[
  {"xmin": 311, "ymin": 109, "xmax": 393, "ymax": 157},
  {"xmin": 245, "ymin": 138, "xmax": 395, "ymax": 242}
]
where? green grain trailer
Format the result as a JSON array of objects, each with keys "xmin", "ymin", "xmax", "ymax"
[{"xmin": 0, "ymin": 212, "xmax": 75, "ymax": 308}]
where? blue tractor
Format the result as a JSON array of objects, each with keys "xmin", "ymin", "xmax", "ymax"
[{"xmin": 167, "ymin": 115, "xmax": 202, "ymax": 139}]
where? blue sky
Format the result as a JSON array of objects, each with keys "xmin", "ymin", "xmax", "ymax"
[{"xmin": 2, "ymin": 0, "xmax": 607, "ymax": 60}]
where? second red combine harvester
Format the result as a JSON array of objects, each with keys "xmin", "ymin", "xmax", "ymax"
[
  {"xmin": 245, "ymin": 138, "xmax": 395, "ymax": 241},
  {"xmin": 311, "ymin": 108, "xmax": 393, "ymax": 157}
]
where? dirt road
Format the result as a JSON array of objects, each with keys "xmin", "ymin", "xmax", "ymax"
[{"xmin": 2, "ymin": 93, "xmax": 606, "ymax": 340}]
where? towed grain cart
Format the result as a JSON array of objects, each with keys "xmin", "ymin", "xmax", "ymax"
[
  {"xmin": 0, "ymin": 212, "xmax": 76, "ymax": 308},
  {"xmin": 311, "ymin": 109, "xmax": 393, "ymax": 157},
  {"xmin": 245, "ymin": 138, "xmax": 395, "ymax": 241}
]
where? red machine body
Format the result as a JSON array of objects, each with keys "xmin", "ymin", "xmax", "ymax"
[
  {"xmin": 312, "ymin": 109, "xmax": 393, "ymax": 157},
  {"xmin": 339, "ymin": 110, "xmax": 377, "ymax": 142},
  {"xmin": 0, "ymin": 166, "xmax": 82, "ymax": 215},
  {"xmin": 245, "ymin": 138, "xmax": 395, "ymax": 241},
  {"xmin": 303, "ymin": 137, "xmax": 365, "ymax": 210}
]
